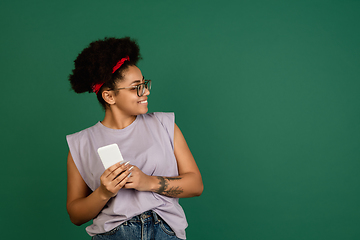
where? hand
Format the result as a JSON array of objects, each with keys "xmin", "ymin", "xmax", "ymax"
[
  {"xmin": 98, "ymin": 161, "xmax": 132, "ymax": 199},
  {"xmin": 123, "ymin": 165, "xmax": 153, "ymax": 192}
]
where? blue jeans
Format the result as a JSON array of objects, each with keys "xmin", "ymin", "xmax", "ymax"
[{"xmin": 92, "ymin": 211, "xmax": 182, "ymax": 240}]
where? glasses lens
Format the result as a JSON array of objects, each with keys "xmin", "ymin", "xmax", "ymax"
[
  {"xmin": 137, "ymin": 80, "xmax": 151, "ymax": 97},
  {"xmin": 137, "ymin": 84, "xmax": 143, "ymax": 97},
  {"xmin": 146, "ymin": 80, "xmax": 151, "ymax": 91}
]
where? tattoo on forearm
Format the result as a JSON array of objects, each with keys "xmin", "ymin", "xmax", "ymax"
[{"xmin": 155, "ymin": 177, "xmax": 183, "ymax": 197}]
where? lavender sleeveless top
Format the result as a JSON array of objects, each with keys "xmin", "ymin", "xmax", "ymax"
[{"xmin": 66, "ymin": 112, "xmax": 187, "ymax": 239}]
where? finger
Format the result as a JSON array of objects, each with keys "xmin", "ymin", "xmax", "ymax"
[
  {"xmin": 114, "ymin": 166, "xmax": 131, "ymax": 181},
  {"xmin": 103, "ymin": 162, "xmax": 121, "ymax": 177},
  {"xmin": 107, "ymin": 161, "xmax": 131, "ymax": 179},
  {"xmin": 106, "ymin": 161, "xmax": 126, "ymax": 171},
  {"xmin": 114, "ymin": 171, "xmax": 133, "ymax": 188},
  {"xmin": 123, "ymin": 166, "xmax": 134, "ymax": 181},
  {"xmin": 114, "ymin": 162, "xmax": 132, "ymax": 176},
  {"xmin": 114, "ymin": 176, "xmax": 128, "ymax": 190},
  {"xmin": 117, "ymin": 165, "xmax": 133, "ymax": 176},
  {"xmin": 121, "ymin": 175, "xmax": 134, "ymax": 189}
]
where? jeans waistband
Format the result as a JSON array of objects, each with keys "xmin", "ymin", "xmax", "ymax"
[{"xmin": 127, "ymin": 210, "xmax": 160, "ymax": 223}]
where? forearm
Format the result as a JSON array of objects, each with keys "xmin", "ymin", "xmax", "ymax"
[
  {"xmin": 67, "ymin": 188, "xmax": 110, "ymax": 226},
  {"xmin": 149, "ymin": 172, "xmax": 203, "ymax": 198}
]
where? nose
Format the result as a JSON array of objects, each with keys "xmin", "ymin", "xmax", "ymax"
[{"xmin": 143, "ymin": 86, "xmax": 150, "ymax": 96}]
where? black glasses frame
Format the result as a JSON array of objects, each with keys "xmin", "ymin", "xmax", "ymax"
[{"xmin": 115, "ymin": 80, "xmax": 152, "ymax": 97}]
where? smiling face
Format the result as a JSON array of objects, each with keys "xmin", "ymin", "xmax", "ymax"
[{"xmin": 106, "ymin": 65, "xmax": 150, "ymax": 117}]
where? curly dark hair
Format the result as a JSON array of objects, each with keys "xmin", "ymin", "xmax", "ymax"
[{"xmin": 68, "ymin": 37, "xmax": 141, "ymax": 108}]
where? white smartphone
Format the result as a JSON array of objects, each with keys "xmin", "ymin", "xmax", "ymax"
[{"xmin": 97, "ymin": 143, "xmax": 124, "ymax": 169}]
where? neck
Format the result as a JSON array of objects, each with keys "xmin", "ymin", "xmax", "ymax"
[{"xmin": 101, "ymin": 108, "xmax": 136, "ymax": 130}]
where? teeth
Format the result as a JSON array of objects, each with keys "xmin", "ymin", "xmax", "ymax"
[{"xmin": 140, "ymin": 100, "xmax": 147, "ymax": 103}]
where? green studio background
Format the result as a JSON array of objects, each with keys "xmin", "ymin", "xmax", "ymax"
[{"xmin": 1, "ymin": 0, "xmax": 359, "ymax": 239}]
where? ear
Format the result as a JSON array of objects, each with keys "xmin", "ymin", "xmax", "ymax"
[{"xmin": 102, "ymin": 90, "xmax": 116, "ymax": 105}]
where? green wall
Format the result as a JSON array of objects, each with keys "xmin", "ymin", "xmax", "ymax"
[{"xmin": 1, "ymin": 1, "xmax": 359, "ymax": 239}]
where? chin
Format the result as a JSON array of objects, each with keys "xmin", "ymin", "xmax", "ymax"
[{"xmin": 136, "ymin": 108, "xmax": 148, "ymax": 115}]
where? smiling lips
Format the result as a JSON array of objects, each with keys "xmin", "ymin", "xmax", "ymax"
[{"xmin": 138, "ymin": 99, "xmax": 148, "ymax": 104}]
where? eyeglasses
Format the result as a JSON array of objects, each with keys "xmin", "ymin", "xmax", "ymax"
[{"xmin": 116, "ymin": 80, "xmax": 152, "ymax": 97}]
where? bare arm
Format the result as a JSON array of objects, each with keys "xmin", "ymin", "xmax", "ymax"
[
  {"xmin": 66, "ymin": 152, "xmax": 132, "ymax": 225},
  {"xmin": 124, "ymin": 123, "xmax": 203, "ymax": 198}
]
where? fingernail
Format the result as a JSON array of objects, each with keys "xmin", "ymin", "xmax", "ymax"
[
  {"xmin": 129, "ymin": 166, "xmax": 134, "ymax": 171},
  {"xmin": 127, "ymin": 172, "xmax": 132, "ymax": 178},
  {"xmin": 124, "ymin": 161, "xmax": 130, "ymax": 166}
]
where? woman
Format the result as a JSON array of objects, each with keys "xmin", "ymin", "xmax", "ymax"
[{"xmin": 66, "ymin": 37, "xmax": 203, "ymax": 240}]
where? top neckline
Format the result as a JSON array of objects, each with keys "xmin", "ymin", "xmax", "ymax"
[{"xmin": 96, "ymin": 115, "xmax": 140, "ymax": 133}]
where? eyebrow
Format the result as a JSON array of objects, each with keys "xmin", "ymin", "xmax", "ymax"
[{"xmin": 129, "ymin": 76, "xmax": 145, "ymax": 85}]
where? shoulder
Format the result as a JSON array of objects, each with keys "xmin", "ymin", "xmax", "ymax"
[
  {"xmin": 140, "ymin": 112, "xmax": 175, "ymax": 129},
  {"xmin": 141, "ymin": 112, "xmax": 175, "ymax": 142},
  {"xmin": 142, "ymin": 112, "xmax": 174, "ymax": 124},
  {"xmin": 66, "ymin": 122, "xmax": 100, "ymax": 143}
]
